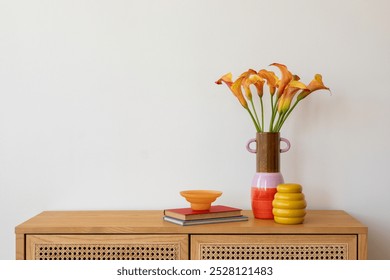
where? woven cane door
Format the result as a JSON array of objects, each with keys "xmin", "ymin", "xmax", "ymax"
[
  {"xmin": 191, "ymin": 235, "xmax": 357, "ymax": 260},
  {"xmin": 27, "ymin": 234, "xmax": 188, "ymax": 260}
]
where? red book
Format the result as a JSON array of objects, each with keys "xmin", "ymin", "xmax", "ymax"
[{"xmin": 163, "ymin": 205, "xmax": 242, "ymax": 221}]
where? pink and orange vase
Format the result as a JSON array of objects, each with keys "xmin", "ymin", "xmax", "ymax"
[{"xmin": 247, "ymin": 132, "xmax": 290, "ymax": 219}]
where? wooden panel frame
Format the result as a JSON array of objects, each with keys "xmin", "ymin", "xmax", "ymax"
[{"xmin": 357, "ymin": 233, "xmax": 368, "ymax": 260}]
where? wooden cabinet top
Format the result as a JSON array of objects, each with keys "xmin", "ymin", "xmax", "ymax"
[{"xmin": 15, "ymin": 210, "xmax": 367, "ymax": 235}]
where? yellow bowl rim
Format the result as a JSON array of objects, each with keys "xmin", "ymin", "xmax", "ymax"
[{"xmin": 180, "ymin": 190, "xmax": 222, "ymax": 197}]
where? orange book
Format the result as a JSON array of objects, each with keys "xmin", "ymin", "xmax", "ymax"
[{"xmin": 163, "ymin": 205, "xmax": 242, "ymax": 221}]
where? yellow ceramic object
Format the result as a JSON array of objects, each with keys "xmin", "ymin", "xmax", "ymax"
[
  {"xmin": 272, "ymin": 208, "xmax": 306, "ymax": 217},
  {"xmin": 274, "ymin": 192, "xmax": 305, "ymax": 201},
  {"xmin": 274, "ymin": 216, "xmax": 305, "ymax": 225},
  {"xmin": 272, "ymin": 199, "xmax": 307, "ymax": 209},
  {"xmin": 180, "ymin": 190, "xmax": 222, "ymax": 210},
  {"xmin": 272, "ymin": 183, "xmax": 306, "ymax": 224},
  {"xmin": 276, "ymin": 183, "xmax": 302, "ymax": 193}
]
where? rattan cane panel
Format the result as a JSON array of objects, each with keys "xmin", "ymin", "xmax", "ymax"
[
  {"xmin": 191, "ymin": 235, "xmax": 357, "ymax": 260},
  {"xmin": 26, "ymin": 234, "xmax": 188, "ymax": 260},
  {"xmin": 34, "ymin": 244, "xmax": 178, "ymax": 260},
  {"xmin": 199, "ymin": 244, "xmax": 348, "ymax": 260}
]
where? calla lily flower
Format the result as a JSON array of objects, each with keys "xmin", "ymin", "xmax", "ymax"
[
  {"xmin": 258, "ymin": 69, "xmax": 278, "ymax": 96},
  {"xmin": 216, "ymin": 73, "xmax": 248, "ymax": 109},
  {"xmin": 215, "ymin": 72, "xmax": 233, "ymax": 87},
  {"xmin": 231, "ymin": 76, "xmax": 248, "ymax": 109},
  {"xmin": 277, "ymin": 80, "xmax": 308, "ymax": 113},
  {"xmin": 240, "ymin": 69, "xmax": 266, "ymax": 131},
  {"xmin": 297, "ymin": 74, "xmax": 330, "ymax": 101},
  {"xmin": 270, "ymin": 63, "xmax": 293, "ymax": 98},
  {"xmin": 242, "ymin": 69, "xmax": 265, "ymax": 99}
]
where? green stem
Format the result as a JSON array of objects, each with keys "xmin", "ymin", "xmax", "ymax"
[
  {"xmin": 269, "ymin": 95, "xmax": 274, "ymax": 132},
  {"xmin": 276, "ymin": 100, "xmax": 300, "ymax": 131},
  {"xmin": 246, "ymin": 108, "xmax": 261, "ymax": 132},
  {"xmin": 260, "ymin": 97, "xmax": 264, "ymax": 133},
  {"xmin": 250, "ymin": 99, "xmax": 262, "ymax": 132},
  {"xmin": 270, "ymin": 95, "xmax": 279, "ymax": 132},
  {"xmin": 273, "ymin": 112, "xmax": 285, "ymax": 132}
]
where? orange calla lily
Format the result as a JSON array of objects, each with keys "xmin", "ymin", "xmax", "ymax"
[
  {"xmin": 258, "ymin": 69, "xmax": 279, "ymax": 96},
  {"xmin": 240, "ymin": 69, "xmax": 266, "ymax": 131},
  {"xmin": 297, "ymin": 74, "xmax": 330, "ymax": 101},
  {"xmin": 242, "ymin": 69, "xmax": 265, "ymax": 99},
  {"xmin": 231, "ymin": 77, "xmax": 248, "ymax": 109},
  {"xmin": 216, "ymin": 73, "xmax": 248, "ymax": 109},
  {"xmin": 270, "ymin": 63, "xmax": 293, "ymax": 98},
  {"xmin": 277, "ymin": 80, "xmax": 308, "ymax": 113},
  {"xmin": 239, "ymin": 69, "xmax": 256, "ymax": 101},
  {"xmin": 215, "ymin": 72, "xmax": 233, "ymax": 87}
]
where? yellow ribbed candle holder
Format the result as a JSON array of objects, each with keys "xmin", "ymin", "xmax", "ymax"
[{"xmin": 272, "ymin": 184, "xmax": 307, "ymax": 224}]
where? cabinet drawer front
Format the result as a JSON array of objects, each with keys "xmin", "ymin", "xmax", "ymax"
[
  {"xmin": 191, "ymin": 235, "xmax": 357, "ymax": 260},
  {"xmin": 27, "ymin": 235, "xmax": 188, "ymax": 260}
]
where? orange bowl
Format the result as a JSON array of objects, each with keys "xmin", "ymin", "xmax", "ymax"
[{"xmin": 180, "ymin": 190, "xmax": 222, "ymax": 210}]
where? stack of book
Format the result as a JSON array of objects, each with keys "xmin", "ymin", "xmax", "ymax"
[{"xmin": 163, "ymin": 205, "xmax": 248, "ymax": 226}]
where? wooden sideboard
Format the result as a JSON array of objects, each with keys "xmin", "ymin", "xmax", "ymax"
[{"xmin": 15, "ymin": 210, "xmax": 367, "ymax": 260}]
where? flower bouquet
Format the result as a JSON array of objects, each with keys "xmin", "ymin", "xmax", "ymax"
[{"xmin": 215, "ymin": 63, "xmax": 330, "ymax": 132}]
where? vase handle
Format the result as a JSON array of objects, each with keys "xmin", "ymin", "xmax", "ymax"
[
  {"xmin": 246, "ymin": 138, "xmax": 257, "ymax": 153},
  {"xmin": 280, "ymin": 137, "xmax": 291, "ymax": 153},
  {"xmin": 246, "ymin": 137, "xmax": 291, "ymax": 153}
]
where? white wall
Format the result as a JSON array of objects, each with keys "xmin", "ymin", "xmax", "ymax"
[{"xmin": 1, "ymin": 0, "xmax": 389, "ymax": 259}]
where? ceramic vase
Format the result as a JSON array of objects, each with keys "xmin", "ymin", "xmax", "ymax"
[{"xmin": 246, "ymin": 132, "xmax": 290, "ymax": 219}]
